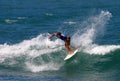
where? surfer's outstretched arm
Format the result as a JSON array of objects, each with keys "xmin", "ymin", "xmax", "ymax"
[{"xmin": 48, "ymin": 33, "xmax": 57, "ymax": 39}]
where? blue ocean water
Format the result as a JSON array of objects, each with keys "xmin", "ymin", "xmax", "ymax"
[{"xmin": 0, "ymin": 0, "xmax": 120, "ymax": 81}]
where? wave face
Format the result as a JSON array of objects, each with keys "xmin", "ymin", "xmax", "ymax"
[{"xmin": 0, "ymin": 33, "xmax": 65, "ymax": 72}]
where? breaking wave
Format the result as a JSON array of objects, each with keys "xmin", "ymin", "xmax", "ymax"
[{"xmin": 0, "ymin": 10, "xmax": 120, "ymax": 73}]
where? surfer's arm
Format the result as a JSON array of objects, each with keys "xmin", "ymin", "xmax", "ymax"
[{"xmin": 48, "ymin": 33, "xmax": 57, "ymax": 39}]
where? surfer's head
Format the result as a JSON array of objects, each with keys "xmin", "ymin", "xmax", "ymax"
[{"xmin": 57, "ymin": 32, "xmax": 61, "ymax": 38}]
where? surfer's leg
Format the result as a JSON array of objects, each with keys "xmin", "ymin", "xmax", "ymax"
[
  {"xmin": 65, "ymin": 37, "xmax": 74, "ymax": 54},
  {"xmin": 65, "ymin": 44, "xmax": 74, "ymax": 54}
]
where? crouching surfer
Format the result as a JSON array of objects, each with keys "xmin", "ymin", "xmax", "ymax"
[{"xmin": 48, "ymin": 32, "xmax": 74, "ymax": 54}]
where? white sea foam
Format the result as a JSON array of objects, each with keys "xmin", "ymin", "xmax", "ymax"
[
  {"xmin": 17, "ymin": 17, "xmax": 26, "ymax": 19},
  {"xmin": 0, "ymin": 34, "xmax": 63, "ymax": 57},
  {"xmin": 64, "ymin": 21, "xmax": 77, "ymax": 25},
  {"xmin": 45, "ymin": 13, "xmax": 54, "ymax": 16},
  {"xmin": 71, "ymin": 11, "xmax": 119, "ymax": 55},
  {"xmin": 72, "ymin": 11, "xmax": 112, "ymax": 47},
  {"xmin": 0, "ymin": 33, "xmax": 64, "ymax": 72},
  {"xmin": 25, "ymin": 62, "xmax": 61, "ymax": 72},
  {"xmin": 85, "ymin": 45, "xmax": 120, "ymax": 55},
  {"xmin": 5, "ymin": 19, "xmax": 18, "ymax": 24}
]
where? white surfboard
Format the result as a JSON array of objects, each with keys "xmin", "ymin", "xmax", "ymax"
[{"xmin": 64, "ymin": 49, "xmax": 78, "ymax": 61}]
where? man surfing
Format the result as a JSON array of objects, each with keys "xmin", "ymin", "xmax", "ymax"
[{"xmin": 48, "ymin": 32, "xmax": 74, "ymax": 54}]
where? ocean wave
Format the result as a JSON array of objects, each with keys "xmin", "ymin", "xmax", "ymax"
[
  {"xmin": 25, "ymin": 62, "xmax": 61, "ymax": 72},
  {"xmin": 45, "ymin": 13, "xmax": 54, "ymax": 16},
  {"xmin": 4, "ymin": 17, "xmax": 26, "ymax": 24},
  {"xmin": 72, "ymin": 11, "xmax": 112, "ymax": 48},
  {"xmin": 0, "ymin": 33, "xmax": 64, "ymax": 72},
  {"xmin": 17, "ymin": 17, "xmax": 26, "ymax": 20},
  {"xmin": 71, "ymin": 11, "xmax": 113, "ymax": 55},
  {"xmin": 5, "ymin": 19, "xmax": 18, "ymax": 24},
  {"xmin": 0, "ymin": 10, "xmax": 119, "ymax": 73},
  {"xmin": 64, "ymin": 21, "xmax": 77, "ymax": 25}
]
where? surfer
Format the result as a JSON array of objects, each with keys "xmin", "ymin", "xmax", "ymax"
[{"xmin": 48, "ymin": 32, "xmax": 74, "ymax": 54}]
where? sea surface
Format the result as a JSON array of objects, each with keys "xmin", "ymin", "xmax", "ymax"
[{"xmin": 0, "ymin": 0, "xmax": 120, "ymax": 81}]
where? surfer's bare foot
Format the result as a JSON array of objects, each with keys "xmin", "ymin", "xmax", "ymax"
[
  {"xmin": 70, "ymin": 51, "xmax": 74, "ymax": 55},
  {"xmin": 70, "ymin": 48, "xmax": 78, "ymax": 55}
]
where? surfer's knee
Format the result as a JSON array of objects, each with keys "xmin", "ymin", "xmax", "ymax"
[
  {"xmin": 65, "ymin": 45, "xmax": 68, "ymax": 49},
  {"xmin": 65, "ymin": 45, "xmax": 70, "ymax": 51}
]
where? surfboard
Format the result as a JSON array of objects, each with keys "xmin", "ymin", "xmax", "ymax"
[{"xmin": 64, "ymin": 49, "xmax": 78, "ymax": 61}]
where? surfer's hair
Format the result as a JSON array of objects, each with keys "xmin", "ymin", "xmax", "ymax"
[{"xmin": 57, "ymin": 32, "xmax": 61, "ymax": 36}]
